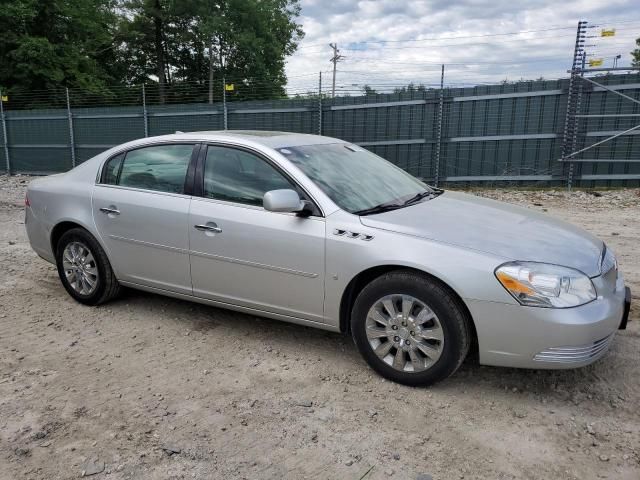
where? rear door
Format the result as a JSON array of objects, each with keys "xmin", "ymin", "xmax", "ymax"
[{"xmin": 92, "ymin": 143, "xmax": 198, "ymax": 295}]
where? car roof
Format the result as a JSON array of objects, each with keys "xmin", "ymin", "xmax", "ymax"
[{"xmin": 166, "ymin": 130, "xmax": 347, "ymax": 149}]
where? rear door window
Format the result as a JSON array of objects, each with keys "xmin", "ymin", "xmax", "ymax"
[
  {"xmin": 102, "ymin": 144, "xmax": 194, "ymax": 194},
  {"xmin": 102, "ymin": 153, "xmax": 124, "ymax": 184}
]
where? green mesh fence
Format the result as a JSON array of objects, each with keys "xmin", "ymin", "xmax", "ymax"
[{"xmin": 1, "ymin": 75, "xmax": 639, "ymax": 187}]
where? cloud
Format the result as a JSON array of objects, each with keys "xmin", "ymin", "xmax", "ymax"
[{"xmin": 285, "ymin": 0, "xmax": 640, "ymax": 93}]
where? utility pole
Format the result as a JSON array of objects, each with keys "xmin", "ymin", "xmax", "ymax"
[{"xmin": 329, "ymin": 43, "xmax": 344, "ymax": 98}]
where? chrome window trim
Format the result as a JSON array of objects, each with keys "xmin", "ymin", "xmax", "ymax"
[
  {"xmin": 95, "ymin": 140, "xmax": 198, "ymax": 188},
  {"xmin": 93, "ymin": 183, "xmax": 193, "ymax": 200},
  {"xmin": 190, "ymin": 194, "xmax": 326, "ymax": 222}
]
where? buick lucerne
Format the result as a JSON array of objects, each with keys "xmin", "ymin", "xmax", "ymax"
[{"xmin": 25, "ymin": 131, "xmax": 631, "ymax": 386}]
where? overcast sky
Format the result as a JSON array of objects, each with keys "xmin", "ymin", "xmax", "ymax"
[{"xmin": 285, "ymin": 0, "xmax": 640, "ymax": 93}]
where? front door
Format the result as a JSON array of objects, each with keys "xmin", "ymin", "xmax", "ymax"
[
  {"xmin": 189, "ymin": 145, "xmax": 326, "ymax": 322},
  {"xmin": 92, "ymin": 143, "xmax": 196, "ymax": 294}
]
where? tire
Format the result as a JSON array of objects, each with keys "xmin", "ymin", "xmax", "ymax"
[
  {"xmin": 55, "ymin": 227, "xmax": 120, "ymax": 305},
  {"xmin": 351, "ymin": 270, "xmax": 471, "ymax": 387}
]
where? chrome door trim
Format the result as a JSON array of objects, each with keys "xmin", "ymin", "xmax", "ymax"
[
  {"xmin": 108, "ymin": 234, "xmax": 189, "ymax": 254},
  {"xmin": 189, "ymin": 249, "xmax": 319, "ymax": 278}
]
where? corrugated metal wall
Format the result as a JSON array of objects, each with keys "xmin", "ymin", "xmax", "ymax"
[{"xmin": 1, "ymin": 74, "xmax": 639, "ymax": 187}]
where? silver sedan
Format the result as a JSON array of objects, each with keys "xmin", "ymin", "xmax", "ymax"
[{"xmin": 25, "ymin": 131, "xmax": 631, "ymax": 386}]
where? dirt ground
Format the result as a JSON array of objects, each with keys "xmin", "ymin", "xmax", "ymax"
[{"xmin": 1, "ymin": 174, "xmax": 639, "ymax": 480}]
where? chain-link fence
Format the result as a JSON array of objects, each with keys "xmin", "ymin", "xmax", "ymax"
[{"xmin": 1, "ymin": 72, "xmax": 639, "ymax": 188}]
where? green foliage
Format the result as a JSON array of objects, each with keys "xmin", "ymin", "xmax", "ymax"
[
  {"xmin": 362, "ymin": 85, "xmax": 377, "ymax": 96},
  {"xmin": 0, "ymin": 0, "xmax": 121, "ymax": 98},
  {"xmin": 392, "ymin": 83, "xmax": 428, "ymax": 94},
  {"xmin": 0, "ymin": 0, "xmax": 303, "ymax": 105},
  {"xmin": 632, "ymin": 38, "xmax": 640, "ymax": 67}
]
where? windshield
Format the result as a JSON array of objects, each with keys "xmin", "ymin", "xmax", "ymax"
[{"xmin": 277, "ymin": 143, "xmax": 434, "ymax": 214}]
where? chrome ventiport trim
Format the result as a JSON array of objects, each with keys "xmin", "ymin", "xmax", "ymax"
[
  {"xmin": 332, "ymin": 229, "xmax": 374, "ymax": 241},
  {"xmin": 533, "ymin": 334, "xmax": 614, "ymax": 363}
]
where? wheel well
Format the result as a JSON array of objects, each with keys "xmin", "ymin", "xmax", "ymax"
[
  {"xmin": 50, "ymin": 221, "xmax": 85, "ymax": 255},
  {"xmin": 339, "ymin": 266, "xmax": 478, "ymax": 353}
]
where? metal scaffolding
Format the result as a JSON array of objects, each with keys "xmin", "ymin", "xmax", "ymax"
[{"xmin": 559, "ymin": 20, "xmax": 640, "ymax": 188}]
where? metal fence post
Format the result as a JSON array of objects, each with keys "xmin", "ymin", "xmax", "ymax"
[
  {"xmin": 0, "ymin": 89, "xmax": 10, "ymax": 175},
  {"xmin": 318, "ymin": 72, "xmax": 323, "ymax": 135},
  {"xmin": 142, "ymin": 84, "xmax": 149, "ymax": 137},
  {"xmin": 433, "ymin": 64, "xmax": 445, "ymax": 187},
  {"xmin": 222, "ymin": 77, "xmax": 228, "ymax": 130},
  {"xmin": 65, "ymin": 88, "xmax": 76, "ymax": 168}
]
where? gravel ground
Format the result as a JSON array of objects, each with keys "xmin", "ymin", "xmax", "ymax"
[{"xmin": 1, "ymin": 174, "xmax": 639, "ymax": 480}]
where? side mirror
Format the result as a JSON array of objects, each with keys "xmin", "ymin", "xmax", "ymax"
[{"xmin": 263, "ymin": 189, "xmax": 306, "ymax": 213}]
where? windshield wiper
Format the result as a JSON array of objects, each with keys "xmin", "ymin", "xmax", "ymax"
[
  {"xmin": 402, "ymin": 190, "xmax": 433, "ymax": 206},
  {"xmin": 402, "ymin": 188, "xmax": 444, "ymax": 206},
  {"xmin": 353, "ymin": 203, "xmax": 404, "ymax": 216},
  {"xmin": 354, "ymin": 189, "xmax": 444, "ymax": 216}
]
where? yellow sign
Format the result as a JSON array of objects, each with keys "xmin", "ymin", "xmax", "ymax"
[
  {"xmin": 589, "ymin": 58, "xmax": 604, "ymax": 67},
  {"xmin": 225, "ymin": 84, "xmax": 235, "ymax": 91},
  {"xmin": 1, "ymin": 95, "xmax": 7, "ymax": 102},
  {"xmin": 601, "ymin": 29, "xmax": 616, "ymax": 37}
]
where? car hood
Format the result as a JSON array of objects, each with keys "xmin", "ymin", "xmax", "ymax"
[{"xmin": 359, "ymin": 191, "xmax": 603, "ymax": 277}]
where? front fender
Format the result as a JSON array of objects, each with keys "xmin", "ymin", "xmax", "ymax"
[{"xmin": 324, "ymin": 211, "xmax": 517, "ymax": 328}]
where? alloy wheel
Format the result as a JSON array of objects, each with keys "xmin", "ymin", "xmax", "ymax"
[
  {"xmin": 365, "ymin": 294, "xmax": 444, "ymax": 372},
  {"xmin": 62, "ymin": 242, "xmax": 99, "ymax": 295}
]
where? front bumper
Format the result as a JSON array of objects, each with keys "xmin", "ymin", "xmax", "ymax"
[{"xmin": 467, "ymin": 273, "xmax": 629, "ymax": 369}]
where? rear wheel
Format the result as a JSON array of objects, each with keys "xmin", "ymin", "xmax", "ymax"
[
  {"xmin": 351, "ymin": 270, "xmax": 470, "ymax": 386},
  {"xmin": 55, "ymin": 228, "xmax": 120, "ymax": 305}
]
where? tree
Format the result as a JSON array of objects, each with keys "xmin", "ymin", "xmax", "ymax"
[
  {"xmin": 362, "ymin": 85, "xmax": 377, "ymax": 96},
  {"xmin": 632, "ymin": 37, "xmax": 640, "ymax": 67},
  {"xmin": 392, "ymin": 83, "xmax": 427, "ymax": 94},
  {"xmin": 0, "ymin": 0, "xmax": 121, "ymax": 99},
  {"xmin": 1, "ymin": 0, "xmax": 303, "ymax": 106},
  {"xmin": 116, "ymin": 0, "xmax": 303, "ymax": 103}
]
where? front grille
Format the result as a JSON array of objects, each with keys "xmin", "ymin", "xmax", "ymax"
[{"xmin": 533, "ymin": 334, "xmax": 614, "ymax": 363}]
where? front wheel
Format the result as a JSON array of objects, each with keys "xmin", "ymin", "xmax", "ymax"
[
  {"xmin": 55, "ymin": 227, "xmax": 120, "ymax": 305},
  {"xmin": 351, "ymin": 270, "xmax": 471, "ymax": 387}
]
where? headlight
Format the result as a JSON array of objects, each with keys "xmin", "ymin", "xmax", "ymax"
[{"xmin": 495, "ymin": 262, "xmax": 596, "ymax": 308}]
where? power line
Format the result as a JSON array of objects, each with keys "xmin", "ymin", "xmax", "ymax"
[
  {"xmin": 297, "ymin": 21, "xmax": 640, "ymax": 52},
  {"xmin": 297, "ymin": 25, "xmax": 582, "ymax": 50}
]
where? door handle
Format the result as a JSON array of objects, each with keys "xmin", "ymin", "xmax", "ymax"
[
  {"xmin": 194, "ymin": 224, "xmax": 222, "ymax": 233},
  {"xmin": 100, "ymin": 207, "xmax": 120, "ymax": 215}
]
